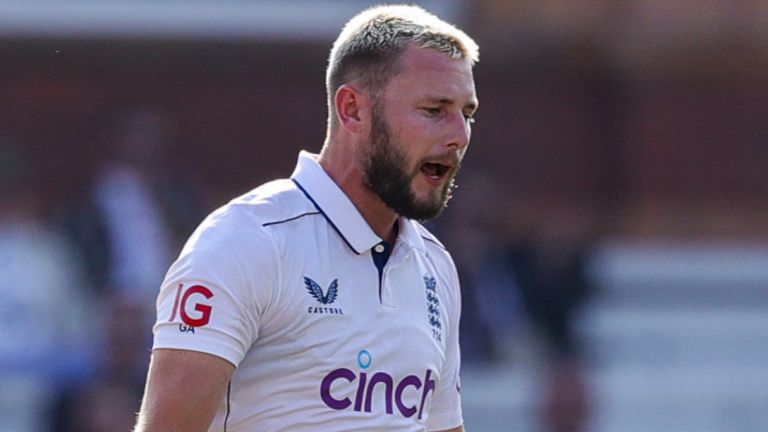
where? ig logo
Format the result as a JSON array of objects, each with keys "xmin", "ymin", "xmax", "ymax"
[{"xmin": 168, "ymin": 284, "xmax": 214, "ymax": 332}]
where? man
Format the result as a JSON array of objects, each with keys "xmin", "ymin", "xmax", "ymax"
[{"xmin": 134, "ymin": 4, "xmax": 479, "ymax": 431}]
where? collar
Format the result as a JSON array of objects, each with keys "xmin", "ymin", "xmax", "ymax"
[
  {"xmin": 397, "ymin": 217, "xmax": 428, "ymax": 254},
  {"xmin": 290, "ymin": 151, "xmax": 426, "ymax": 255}
]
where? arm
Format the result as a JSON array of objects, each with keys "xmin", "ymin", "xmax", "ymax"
[
  {"xmin": 134, "ymin": 348, "xmax": 235, "ymax": 432},
  {"xmin": 436, "ymin": 427, "xmax": 464, "ymax": 432}
]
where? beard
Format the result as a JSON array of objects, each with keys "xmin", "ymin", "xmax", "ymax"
[{"xmin": 362, "ymin": 103, "xmax": 459, "ymax": 221}]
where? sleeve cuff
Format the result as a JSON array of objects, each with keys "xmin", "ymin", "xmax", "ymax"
[{"xmin": 153, "ymin": 322, "xmax": 245, "ymax": 368}]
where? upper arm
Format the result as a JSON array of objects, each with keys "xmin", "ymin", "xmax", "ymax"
[
  {"xmin": 134, "ymin": 348, "xmax": 235, "ymax": 432},
  {"xmin": 152, "ymin": 223, "xmax": 279, "ymax": 367}
]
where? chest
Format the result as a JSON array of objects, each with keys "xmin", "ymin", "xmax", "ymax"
[{"xmin": 256, "ymin": 240, "xmax": 450, "ymax": 379}]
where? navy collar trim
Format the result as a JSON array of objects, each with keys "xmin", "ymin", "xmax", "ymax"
[{"xmin": 292, "ymin": 179, "xmax": 362, "ymax": 255}]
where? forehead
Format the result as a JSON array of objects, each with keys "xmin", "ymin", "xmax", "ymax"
[{"xmin": 384, "ymin": 46, "xmax": 477, "ymax": 103}]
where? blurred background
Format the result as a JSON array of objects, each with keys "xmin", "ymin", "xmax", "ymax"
[{"xmin": 1, "ymin": 0, "xmax": 767, "ymax": 431}]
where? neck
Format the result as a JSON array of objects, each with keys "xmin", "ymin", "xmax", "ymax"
[{"xmin": 318, "ymin": 141, "xmax": 399, "ymax": 244}]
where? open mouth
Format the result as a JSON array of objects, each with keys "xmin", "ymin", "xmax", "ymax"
[{"xmin": 420, "ymin": 162, "xmax": 450, "ymax": 180}]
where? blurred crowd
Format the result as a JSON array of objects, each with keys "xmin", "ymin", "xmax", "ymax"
[
  {"xmin": 0, "ymin": 107, "xmax": 209, "ymax": 432},
  {"xmin": 1, "ymin": 106, "xmax": 596, "ymax": 432}
]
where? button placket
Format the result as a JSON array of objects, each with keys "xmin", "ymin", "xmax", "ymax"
[{"xmin": 378, "ymin": 245, "xmax": 414, "ymax": 308}]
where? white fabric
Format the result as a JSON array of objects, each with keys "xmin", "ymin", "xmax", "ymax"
[{"xmin": 153, "ymin": 151, "xmax": 463, "ymax": 431}]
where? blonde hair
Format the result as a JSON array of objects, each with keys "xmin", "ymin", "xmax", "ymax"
[{"xmin": 326, "ymin": 4, "xmax": 478, "ymax": 126}]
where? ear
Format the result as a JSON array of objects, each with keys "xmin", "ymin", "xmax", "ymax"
[{"xmin": 334, "ymin": 84, "xmax": 369, "ymax": 134}]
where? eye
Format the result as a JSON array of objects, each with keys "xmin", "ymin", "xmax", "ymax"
[
  {"xmin": 463, "ymin": 112, "xmax": 476, "ymax": 124},
  {"xmin": 422, "ymin": 107, "xmax": 442, "ymax": 117}
]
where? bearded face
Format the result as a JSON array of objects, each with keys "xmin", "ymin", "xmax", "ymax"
[{"xmin": 362, "ymin": 101, "xmax": 459, "ymax": 221}]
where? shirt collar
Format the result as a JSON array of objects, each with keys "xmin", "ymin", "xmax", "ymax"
[
  {"xmin": 290, "ymin": 151, "xmax": 426, "ymax": 255},
  {"xmin": 397, "ymin": 217, "xmax": 428, "ymax": 254}
]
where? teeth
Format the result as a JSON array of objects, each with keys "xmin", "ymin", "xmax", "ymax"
[{"xmin": 422, "ymin": 162, "xmax": 448, "ymax": 179}]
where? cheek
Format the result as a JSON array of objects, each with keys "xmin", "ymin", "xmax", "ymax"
[{"xmin": 401, "ymin": 124, "xmax": 437, "ymax": 149}]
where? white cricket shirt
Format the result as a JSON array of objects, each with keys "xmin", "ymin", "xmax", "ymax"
[{"xmin": 153, "ymin": 151, "xmax": 464, "ymax": 431}]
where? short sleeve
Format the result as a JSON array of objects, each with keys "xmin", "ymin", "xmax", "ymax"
[
  {"xmin": 152, "ymin": 222, "xmax": 278, "ymax": 368},
  {"xmin": 425, "ymin": 260, "xmax": 464, "ymax": 431}
]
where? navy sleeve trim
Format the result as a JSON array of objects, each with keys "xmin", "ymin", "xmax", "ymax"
[{"xmin": 262, "ymin": 211, "xmax": 320, "ymax": 227}]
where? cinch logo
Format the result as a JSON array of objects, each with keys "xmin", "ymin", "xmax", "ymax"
[
  {"xmin": 168, "ymin": 283, "xmax": 214, "ymax": 332},
  {"xmin": 320, "ymin": 350, "xmax": 436, "ymax": 419}
]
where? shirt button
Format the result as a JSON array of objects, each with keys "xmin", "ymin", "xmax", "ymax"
[{"xmin": 374, "ymin": 244, "xmax": 385, "ymax": 253}]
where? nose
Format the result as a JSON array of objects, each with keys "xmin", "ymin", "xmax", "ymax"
[{"xmin": 445, "ymin": 111, "xmax": 471, "ymax": 150}]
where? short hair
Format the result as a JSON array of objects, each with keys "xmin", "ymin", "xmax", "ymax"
[{"xmin": 326, "ymin": 4, "xmax": 479, "ymax": 126}]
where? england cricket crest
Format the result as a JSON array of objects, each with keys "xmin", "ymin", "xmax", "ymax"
[{"xmin": 423, "ymin": 275, "xmax": 442, "ymax": 342}]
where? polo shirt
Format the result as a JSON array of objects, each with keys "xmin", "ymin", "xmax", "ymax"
[{"xmin": 153, "ymin": 151, "xmax": 463, "ymax": 431}]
